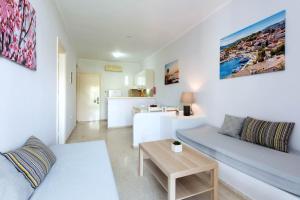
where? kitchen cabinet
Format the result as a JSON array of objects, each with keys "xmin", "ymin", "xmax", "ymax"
[{"xmin": 134, "ymin": 69, "xmax": 154, "ymax": 89}]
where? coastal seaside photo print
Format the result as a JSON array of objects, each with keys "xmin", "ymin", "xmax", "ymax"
[{"xmin": 220, "ymin": 10, "xmax": 286, "ymax": 80}]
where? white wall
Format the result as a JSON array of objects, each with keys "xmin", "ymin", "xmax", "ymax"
[
  {"xmin": 0, "ymin": 0, "xmax": 77, "ymax": 151},
  {"xmin": 143, "ymin": 0, "xmax": 300, "ymax": 152},
  {"xmin": 77, "ymin": 59, "xmax": 142, "ymax": 119},
  {"xmin": 143, "ymin": 1, "xmax": 300, "ymax": 198}
]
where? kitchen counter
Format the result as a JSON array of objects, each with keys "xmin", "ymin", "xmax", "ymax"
[
  {"xmin": 107, "ymin": 97, "xmax": 156, "ymax": 99},
  {"xmin": 107, "ymin": 97, "xmax": 156, "ymax": 128},
  {"xmin": 133, "ymin": 106, "xmax": 179, "ymax": 114}
]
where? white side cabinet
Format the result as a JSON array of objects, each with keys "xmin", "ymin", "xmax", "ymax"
[
  {"xmin": 133, "ymin": 113, "xmax": 206, "ymax": 147},
  {"xmin": 135, "ymin": 69, "xmax": 154, "ymax": 89},
  {"xmin": 161, "ymin": 115, "xmax": 207, "ymax": 140},
  {"xmin": 133, "ymin": 111, "xmax": 176, "ymax": 147}
]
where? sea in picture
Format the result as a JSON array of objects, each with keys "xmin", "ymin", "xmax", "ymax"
[
  {"xmin": 220, "ymin": 57, "xmax": 250, "ymax": 79},
  {"xmin": 220, "ymin": 10, "xmax": 286, "ymax": 79}
]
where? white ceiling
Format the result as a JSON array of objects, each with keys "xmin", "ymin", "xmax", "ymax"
[{"xmin": 54, "ymin": 0, "xmax": 230, "ymax": 62}]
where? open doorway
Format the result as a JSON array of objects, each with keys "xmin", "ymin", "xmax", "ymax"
[
  {"xmin": 77, "ymin": 73, "xmax": 101, "ymax": 122},
  {"xmin": 56, "ymin": 38, "xmax": 67, "ymax": 144}
]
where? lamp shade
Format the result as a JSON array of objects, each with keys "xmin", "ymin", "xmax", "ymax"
[{"xmin": 180, "ymin": 92, "xmax": 195, "ymax": 104}]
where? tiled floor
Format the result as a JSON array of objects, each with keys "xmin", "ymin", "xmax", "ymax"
[{"xmin": 67, "ymin": 121, "xmax": 249, "ymax": 200}]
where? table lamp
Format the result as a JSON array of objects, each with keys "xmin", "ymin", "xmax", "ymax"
[{"xmin": 181, "ymin": 92, "xmax": 195, "ymax": 116}]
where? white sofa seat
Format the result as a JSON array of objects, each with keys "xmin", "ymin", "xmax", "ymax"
[{"xmin": 30, "ymin": 141, "xmax": 119, "ymax": 200}]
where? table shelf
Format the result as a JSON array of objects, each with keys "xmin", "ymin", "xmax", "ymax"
[{"xmin": 145, "ymin": 159, "xmax": 213, "ymax": 200}]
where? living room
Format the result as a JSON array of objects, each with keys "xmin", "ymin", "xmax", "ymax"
[{"xmin": 0, "ymin": 0, "xmax": 299, "ymax": 200}]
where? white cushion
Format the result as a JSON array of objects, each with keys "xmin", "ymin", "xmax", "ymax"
[
  {"xmin": 30, "ymin": 141, "xmax": 119, "ymax": 200},
  {"xmin": 0, "ymin": 155, "xmax": 34, "ymax": 200}
]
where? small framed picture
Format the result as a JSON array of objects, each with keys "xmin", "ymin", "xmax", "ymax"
[{"xmin": 165, "ymin": 60, "xmax": 179, "ymax": 85}]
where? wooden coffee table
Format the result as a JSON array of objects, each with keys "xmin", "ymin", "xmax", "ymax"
[{"xmin": 139, "ymin": 140, "xmax": 218, "ymax": 200}]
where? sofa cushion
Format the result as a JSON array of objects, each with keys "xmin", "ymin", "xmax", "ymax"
[
  {"xmin": 3, "ymin": 136, "xmax": 56, "ymax": 188},
  {"xmin": 241, "ymin": 117, "xmax": 295, "ymax": 152},
  {"xmin": 176, "ymin": 124, "xmax": 300, "ymax": 197},
  {"xmin": 0, "ymin": 155, "xmax": 34, "ymax": 200},
  {"xmin": 30, "ymin": 141, "xmax": 119, "ymax": 200},
  {"xmin": 218, "ymin": 114, "xmax": 245, "ymax": 138}
]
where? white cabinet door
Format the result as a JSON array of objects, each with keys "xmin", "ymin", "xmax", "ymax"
[
  {"xmin": 134, "ymin": 69, "xmax": 154, "ymax": 89},
  {"xmin": 136, "ymin": 75, "xmax": 146, "ymax": 87},
  {"xmin": 144, "ymin": 70, "xmax": 154, "ymax": 88}
]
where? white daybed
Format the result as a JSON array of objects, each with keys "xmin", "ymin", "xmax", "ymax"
[{"xmin": 30, "ymin": 141, "xmax": 119, "ymax": 200}]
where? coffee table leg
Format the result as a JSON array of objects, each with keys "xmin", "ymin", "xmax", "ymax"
[
  {"xmin": 139, "ymin": 147, "xmax": 143, "ymax": 176},
  {"xmin": 211, "ymin": 167, "xmax": 219, "ymax": 200},
  {"xmin": 168, "ymin": 177, "xmax": 176, "ymax": 200}
]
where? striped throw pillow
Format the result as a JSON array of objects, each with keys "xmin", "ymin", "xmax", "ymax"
[
  {"xmin": 3, "ymin": 136, "xmax": 56, "ymax": 188},
  {"xmin": 241, "ymin": 117, "xmax": 295, "ymax": 152}
]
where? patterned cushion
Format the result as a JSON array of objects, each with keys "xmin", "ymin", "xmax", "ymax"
[
  {"xmin": 241, "ymin": 117, "xmax": 295, "ymax": 152},
  {"xmin": 218, "ymin": 114, "xmax": 245, "ymax": 138},
  {"xmin": 3, "ymin": 136, "xmax": 56, "ymax": 188}
]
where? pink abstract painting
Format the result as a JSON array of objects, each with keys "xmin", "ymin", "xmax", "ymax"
[{"xmin": 0, "ymin": 0, "xmax": 36, "ymax": 70}]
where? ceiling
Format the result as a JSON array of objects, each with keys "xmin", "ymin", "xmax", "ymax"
[{"xmin": 54, "ymin": 0, "xmax": 230, "ymax": 62}]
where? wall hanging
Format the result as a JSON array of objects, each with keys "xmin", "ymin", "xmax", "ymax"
[
  {"xmin": 0, "ymin": 0, "xmax": 37, "ymax": 70},
  {"xmin": 220, "ymin": 10, "xmax": 286, "ymax": 79},
  {"xmin": 165, "ymin": 60, "xmax": 179, "ymax": 85}
]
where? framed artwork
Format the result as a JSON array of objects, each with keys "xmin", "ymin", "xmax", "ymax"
[
  {"xmin": 165, "ymin": 60, "xmax": 179, "ymax": 85},
  {"xmin": 0, "ymin": 0, "xmax": 37, "ymax": 70},
  {"xmin": 220, "ymin": 10, "xmax": 286, "ymax": 79}
]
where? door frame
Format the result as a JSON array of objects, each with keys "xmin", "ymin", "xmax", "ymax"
[
  {"xmin": 76, "ymin": 72, "xmax": 101, "ymax": 122},
  {"xmin": 56, "ymin": 38, "xmax": 67, "ymax": 144}
]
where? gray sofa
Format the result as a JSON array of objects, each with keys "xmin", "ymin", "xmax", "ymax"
[
  {"xmin": 30, "ymin": 141, "xmax": 119, "ymax": 200},
  {"xmin": 176, "ymin": 124, "xmax": 300, "ymax": 197}
]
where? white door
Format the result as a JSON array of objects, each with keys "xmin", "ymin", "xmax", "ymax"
[{"xmin": 77, "ymin": 73, "xmax": 100, "ymax": 122}]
